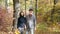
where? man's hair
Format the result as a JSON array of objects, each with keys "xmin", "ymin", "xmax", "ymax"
[{"xmin": 29, "ymin": 9, "xmax": 33, "ymax": 11}]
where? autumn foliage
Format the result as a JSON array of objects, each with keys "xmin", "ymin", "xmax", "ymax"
[{"xmin": 0, "ymin": 6, "xmax": 13, "ymax": 33}]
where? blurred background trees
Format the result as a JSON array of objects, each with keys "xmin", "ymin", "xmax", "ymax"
[{"xmin": 0, "ymin": 0, "xmax": 60, "ymax": 34}]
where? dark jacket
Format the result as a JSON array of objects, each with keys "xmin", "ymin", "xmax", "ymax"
[{"xmin": 17, "ymin": 16, "xmax": 27, "ymax": 28}]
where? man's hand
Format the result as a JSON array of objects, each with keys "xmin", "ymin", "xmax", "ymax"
[{"xmin": 35, "ymin": 27, "xmax": 36, "ymax": 30}]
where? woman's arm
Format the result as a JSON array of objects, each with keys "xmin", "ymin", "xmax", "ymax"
[{"xmin": 17, "ymin": 18, "xmax": 20, "ymax": 28}]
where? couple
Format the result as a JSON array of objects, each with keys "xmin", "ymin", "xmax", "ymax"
[{"xmin": 17, "ymin": 9, "xmax": 36, "ymax": 34}]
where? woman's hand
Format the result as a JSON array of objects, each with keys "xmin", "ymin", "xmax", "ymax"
[
  {"xmin": 25, "ymin": 25, "xmax": 26, "ymax": 29},
  {"xmin": 24, "ymin": 25, "xmax": 26, "ymax": 30}
]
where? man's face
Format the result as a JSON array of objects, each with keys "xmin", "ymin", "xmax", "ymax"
[{"xmin": 29, "ymin": 11, "xmax": 33, "ymax": 15}]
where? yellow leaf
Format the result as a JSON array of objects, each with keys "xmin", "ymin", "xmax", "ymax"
[{"xmin": 15, "ymin": 29, "xmax": 20, "ymax": 34}]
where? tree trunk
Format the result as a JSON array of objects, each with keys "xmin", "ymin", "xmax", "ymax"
[{"xmin": 13, "ymin": 0, "xmax": 20, "ymax": 30}]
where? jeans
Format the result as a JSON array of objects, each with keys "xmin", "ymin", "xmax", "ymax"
[
  {"xmin": 18, "ymin": 27, "xmax": 24, "ymax": 34},
  {"xmin": 26, "ymin": 28, "xmax": 34, "ymax": 34}
]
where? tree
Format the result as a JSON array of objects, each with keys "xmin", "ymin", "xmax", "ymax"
[{"xmin": 13, "ymin": 0, "xmax": 20, "ymax": 31}]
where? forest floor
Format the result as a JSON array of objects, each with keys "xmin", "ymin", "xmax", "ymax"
[{"xmin": 0, "ymin": 23, "xmax": 60, "ymax": 34}]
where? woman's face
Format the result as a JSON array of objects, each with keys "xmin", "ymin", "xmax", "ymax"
[{"xmin": 21, "ymin": 12, "xmax": 24, "ymax": 16}]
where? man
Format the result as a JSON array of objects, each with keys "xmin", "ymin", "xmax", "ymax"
[{"xmin": 26, "ymin": 9, "xmax": 36, "ymax": 34}]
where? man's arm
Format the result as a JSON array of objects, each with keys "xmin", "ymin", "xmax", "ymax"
[{"xmin": 33, "ymin": 15, "xmax": 36, "ymax": 29}]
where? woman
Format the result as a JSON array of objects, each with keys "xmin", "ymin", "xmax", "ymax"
[{"xmin": 17, "ymin": 11, "xmax": 27, "ymax": 34}]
